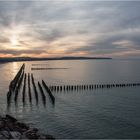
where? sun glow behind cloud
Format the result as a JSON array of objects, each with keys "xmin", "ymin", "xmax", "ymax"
[
  {"xmin": 10, "ymin": 33, "xmax": 20, "ymax": 47},
  {"xmin": 0, "ymin": 1, "xmax": 140, "ymax": 58}
]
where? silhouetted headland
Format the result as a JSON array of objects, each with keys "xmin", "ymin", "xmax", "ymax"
[{"xmin": 0, "ymin": 56, "xmax": 112, "ymax": 63}]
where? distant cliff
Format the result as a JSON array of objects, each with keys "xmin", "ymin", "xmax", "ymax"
[{"xmin": 0, "ymin": 56, "xmax": 112, "ymax": 62}]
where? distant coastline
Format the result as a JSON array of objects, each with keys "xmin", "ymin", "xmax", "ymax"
[{"xmin": 0, "ymin": 56, "xmax": 112, "ymax": 63}]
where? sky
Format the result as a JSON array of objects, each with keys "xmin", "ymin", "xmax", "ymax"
[{"xmin": 0, "ymin": 1, "xmax": 140, "ymax": 58}]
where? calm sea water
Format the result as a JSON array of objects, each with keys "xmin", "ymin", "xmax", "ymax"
[{"xmin": 0, "ymin": 59, "xmax": 140, "ymax": 139}]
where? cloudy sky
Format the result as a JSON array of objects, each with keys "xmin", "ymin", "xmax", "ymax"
[{"xmin": 0, "ymin": 1, "xmax": 140, "ymax": 58}]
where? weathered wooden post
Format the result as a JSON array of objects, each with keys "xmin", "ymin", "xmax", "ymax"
[
  {"xmin": 28, "ymin": 73, "xmax": 32, "ymax": 103},
  {"xmin": 31, "ymin": 74, "xmax": 38, "ymax": 104},
  {"xmin": 9, "ymin": 63, "xmax": 25, "ymax": 91},
  {"xmin": 14, "ymin": 71, "xmax": 24, "ymax": 102},
  {"xmin": 42, "ymin": 80, "xmax": 55, "ymax": 104},
  {"xmin": 22, "ymin": 73, "xmax": 26, "ymax": 103},
  {"xmin": 7, "ymin": 91, "xmax": 12, "ymax": 105},
  {"xmin": 63, "ymin": 85, "xmax": 65, "ymax": 91},
  {"xmin": 38, "ymin": 81, "xmax": 46, "ymax": 105}
]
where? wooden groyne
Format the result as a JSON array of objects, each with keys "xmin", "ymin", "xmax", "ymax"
[
  {"xmin": 9, "ymin": 63, "xmax": 25, "ymax": 91},
  {"xmin": 7, "ymin": 64, "xmax": 55, "ymax": 107},
  {"xmin": 49, "ymin": 82, "xmax": 140, "ymax": 92},
  {"xmin": 31, "ymin": 68, "xmax": 68, "ymax": 70},
  {"xmin": 7, "ymin": 63, "xmax": 25, "ymax": 104},
  {"xmin": 42, "ymin": 80, "xmax": 55, "ymax": 104},
  {"xmin": 31, "ymin": 74, "xmax": 38, "ymax": 104},
  {"xmin": 14, "ymin": 71, "xmax": 24, "ymax": 102},
  {"xmin": 6, "ymin": 63, "xmax": 140, "ymax": 108},
  {"xmin": 38, "ymin": 81, "xmax": 46, "ymax": 105},
  {"xmin": 28, "ymin": 73, "xmax": 32, "ymax": 103},
  {"xmin": 22, "ymin": 73, "xmax": 27, "ymax": 103}
]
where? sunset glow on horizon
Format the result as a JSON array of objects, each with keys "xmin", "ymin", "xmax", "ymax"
[{"xmin": 0, "ymin": 1, "xmax": 140, "ymax": 58}]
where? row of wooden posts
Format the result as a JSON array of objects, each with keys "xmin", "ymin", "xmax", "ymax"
[
  {"xmin": 7, "ymin": 64, "xmax": 55, "ymax": 106},
  {"xmin": 7, "ymin": 63, "xmax": 140, "ymax": 106},
  {"xmin": 49, "ymin": 82, "xmax": 140, "ymax": 92},
  {"xmin": 7, "ymin": 64, "xmax": 25, "ymax": 102}
]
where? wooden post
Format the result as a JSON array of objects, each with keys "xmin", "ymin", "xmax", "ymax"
[
  {"xmin": 22, "ymin": 73, "xmax": 26, "ymax": 103},
  {"xmin": 9, "ymin": 63, "xmax": 25, "ymax": 91},
  {"xmin": 14, "ymin": 71, "xmax": 24, "ymax": 102},
  {"xmin": 38, "ymin": 81, "xmax": 46, "ymax": 105},
  {"xmin": 42, "ymin": 80, "xmax": 55, "ymax": 104},
  {"xmin": 28, "ymin": 73, "xmax": 32, "ymax": 103},
  {"xmin": 31, "ymin": 74, "xmax": 38, "ymax": 104}
]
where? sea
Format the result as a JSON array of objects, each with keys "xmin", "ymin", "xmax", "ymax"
[{"xmin": 0, "ymin": 59, "xmax": 140, "ymax": 139}]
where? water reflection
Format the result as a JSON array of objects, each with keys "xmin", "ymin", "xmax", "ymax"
[
  {"xmin": 1, "ymin": 60, "xmax": 140, "ymax": 138},
  {"xmin": 6, "ymin": 61, "xmax": 140, "ymax": 113},
  {"xmin": 12, "ymin": 62, "xmax": 19, "ymax": 77}
]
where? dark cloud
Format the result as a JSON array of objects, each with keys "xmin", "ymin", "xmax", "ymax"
[
  {"xmin": 34, "ymin": 28, "xmax": 66, "ymax": 43},
  {"xmin": 0, "ymin": 49, "xmax": 45, "ymax": 55}
]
